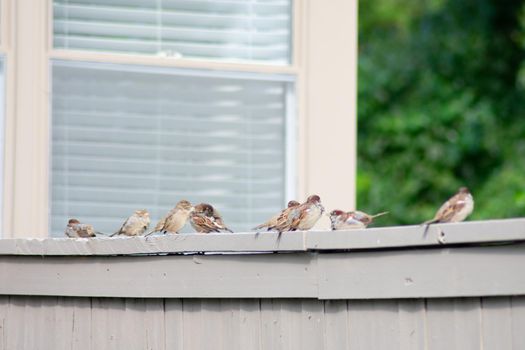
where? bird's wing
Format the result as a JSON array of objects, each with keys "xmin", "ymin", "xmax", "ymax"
[
  {"xmin": 210, "ymin": 210, "xmax": 233, "ymax": 232},
  {"xmin": 192, "ymin": 214, "xmax": 221, "ymax": 233},
  {"xmin": 439, "ymin": 200, "xmax": 467, "ymax": 222},
  {"xmin": 434, "ymin": 194, "xmax": 467, "ymax": 222},
  {"xmin": 154, "ymin": 211, "xmax": 172, "ymax": 231},
  {"xmin": 271, "ymin": 207, "xmax": 296, "ymax": 231},
  {"xmin": 78, "ymin": 224, "xmax": 96, "ymax": 238},
  {"xmin": 289, "ymin": 204, "xmax": 309, "ymax": 230},
  {"xmin": 64, "ymin": 227, "xmax": 75, "ymax": 238},
  {"xmin": 113, "ymin": 216, "xmax": 131, "ymax": 236}
]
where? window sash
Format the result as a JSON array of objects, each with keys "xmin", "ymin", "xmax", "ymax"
[
  {"xmin": 49, "ymin": 59, "xmax": 296, "ymax": 236},
  {"xmin": 52, "ymin": 0, "xmax": 293, "ymax": 65}
]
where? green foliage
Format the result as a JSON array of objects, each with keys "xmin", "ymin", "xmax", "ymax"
[{"xmin": 358, "ymin": 0, "xmax": 525, "ymax": 225}]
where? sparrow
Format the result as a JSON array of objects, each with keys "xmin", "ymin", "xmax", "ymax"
[
  {"xmin": 253, "ymin": 200, "xmax": 300, "ymax": 232},
  {"xmin": 145, "ymin": 200, "xmax": 193, "ymax": 236},
  {"xmin": 111, "ymin": 209, "xmax": 150, "ymax": 237},
  {"xmin": 288, "ymin": 194, "xmax": 325, "ymax": 231},
  {"xmin": 329, "ymin": 210, "xmax": 388, "ymax": 230},
  {"xmin": 423, "ymin": 187, "xmax": 474, "ymax": 225},
  {"xmin": 190, "ymin": 203, "xmax": 233, "ymax": 233},
  {"xmin": 64, "ymin": 219, "xmax": 99, "ymax": 238}
]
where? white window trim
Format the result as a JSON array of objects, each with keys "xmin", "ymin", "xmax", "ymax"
[{"xmin": 1, "ymin": 0, "xmax": 357, "ymax": 238}]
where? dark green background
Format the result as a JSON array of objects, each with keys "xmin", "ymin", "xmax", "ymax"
[{"xmin": 357, "ymin": 0, "xmax": 525, "ymax": 225}]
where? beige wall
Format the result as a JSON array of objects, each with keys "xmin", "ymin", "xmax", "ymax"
[{"xmin": 0, "ymin": 0, "xmax": 358, "ymax": 237}]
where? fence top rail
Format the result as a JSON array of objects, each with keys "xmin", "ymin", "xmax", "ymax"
[{"xmin": 0, "ymin": 218, "xmax": 524, "ymax": 256}]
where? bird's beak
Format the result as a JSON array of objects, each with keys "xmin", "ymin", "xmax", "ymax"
[{"xmin": 190, "ymin": 207, "xmax": 195, "ymax": 213}]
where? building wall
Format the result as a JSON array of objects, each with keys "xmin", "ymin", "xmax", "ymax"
[
  {"xmin": 1, "ymin": 296, "xmax": 524, "ymax": 350},
  {"xmin": 0, "ymin": 0, "xmax": 357, "ymax": 238}
]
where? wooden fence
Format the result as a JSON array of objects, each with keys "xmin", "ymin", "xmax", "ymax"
[{"xmin": 1, "ymin": 219, "xmax": 525, "ymax": 349}]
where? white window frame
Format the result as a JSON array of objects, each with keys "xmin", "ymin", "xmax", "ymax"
[{"xmin": 0, "ymin": 0, "xmax": 357, "ymax": 238}]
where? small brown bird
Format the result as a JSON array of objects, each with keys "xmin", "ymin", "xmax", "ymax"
[
  {"xmin": 253, "ymin": 200, "xmax": 300, "ymax": 232},
  {"xmin": 145, "ymin": 200, "xmax": 194, "ymax": 236},
  {"xmin": 423, "ymin": 187, "xmax": 474, "ymax": 225},
  {"xmin": 64, "ymin": 219, "xmax": 98, "ymax": 238},
  {"xmin": 111, "ymin": 209, "xmax": 150, "ymax": 237},
  {"xmin": 190, "ymin": 203, "xmax": 233, "ymax": 233},
  {"xmin": 288, "ymin": 194, "xmax": 325, "ymax": 231},
  {"xmin": 329, "ymin": 210, "xmax": 388, "ymax": 230}
]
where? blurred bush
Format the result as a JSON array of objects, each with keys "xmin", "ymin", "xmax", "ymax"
[{"xmin": 358, "ymin": 0, "xmax": 525, "ymax": 225}]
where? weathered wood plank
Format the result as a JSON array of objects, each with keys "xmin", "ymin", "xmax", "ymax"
[
  {"xmin": 452, "ymin": 298, "xmax": 482, "ymax": 350},
  {"xmin": 2, "ymin": 245, "xmax": 525, "ymax": 299},
  {"xmin": 5, "ymin": 298, "xmax": 27, "ymax": 350},
  {"xmin": 356, "ymin": 300, "xmax": 400, "ymax": 349},
  {"xmin": 347, "ymin": 300, "xmax": 374, "ymax": 349},
  {"xmin": 511, "ymin": 296, "xmax": 525, "ymax": 349},
  {"xmin": 0, "ymin": 231, "xmax": 306, "ymax": 256},
  {"xmin": 481, "ymin": 297, "xmax": 513, "ymax": 350},
  {"xmin": 181, "ymin": 299, "xmax": 203, "ymax": 350},
  {"xmin": 39, "ymin": 298, "xmax": 59, "ymax": 349},
  {"xmin": 318, "ymin": 245, "xmax": 525, "ymax": 299},
  {"xmin": 91, "ymin": 298, "xmax": 124, "ymax": 350},
  {"xmin": 397, "ymin": 299, "xmax": 426, "ymax": 350},
  {"xmin": 22, "ymin": 298, "xmax": 45, "ymax": 350},
  {"xmin": 426, "ymin": 299, "xmax": 457, "ymax": 350},
  {"xmin": 200, "ymin": 299, "xmax": 223, "ymax": 350},
  {"xmin": 118, "ymin": 299, "xmax": 146, "ymax": 350},
  {"xmin": 276, "ymin": 299, "xmax": 302, "ymax": 350},
  {"xmin": 70, "ymin": 298, "xmax": 92, "ymax": 350},
  {"xmin": 260, "ymin": 299, "xmax": 282, "ymax": 350},
  {"xmin": 219, "ymin": 299, "xmax": 241, "ymax": 350},
  {"xmin": 323, "ymin": 300, "xmax": 349, "ymax": 350},
  {"xmin": 238, "ymin": 300, "xmax": 262, "ymax": 350},
  {"xmin": 54, "ymin": 297, "xmax": 75, "ymax": 350},
  {"xmin": 300, "ymin": 300, "xmax": 325, "ymax": 350},
  {"xmin": 144, "ymin": 299, "xmax": 166, "ymax": 350},
  {"xmin": 307, "ymin": 218, "xmax": 525, "ymax": 250},
  {"xmin": 0, "ymin": 297, "xmax": 7, "ymax": 350},
  {"xmin": 0, "ymin": 254, "xmax": 318, "ymax": 298},
  {"xmin": 164, "ymin": 299, "xmax": 184, "ymax": 350},
  {"xmin": 426, "ymin": 298, "xmax": 482, "ymax": 350},
  {"xmin": 0, "ymin": 219, "xmax": 524, "ymax": 257}
]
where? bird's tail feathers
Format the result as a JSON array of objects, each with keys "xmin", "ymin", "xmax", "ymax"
[
  {"xmin": 252, "ymin": 223, "xmax": 267, "ymax": 230},
  {"xmin": 144, "ymin": 230, "xmax": 156, "ymax": 237},
  {"xmin": 371, "ymin": 211, "xmax": 389, "ymax": 219},
  {"xmin": 422, "ymin": 218, "xmax": 439, "ymax": 226}
]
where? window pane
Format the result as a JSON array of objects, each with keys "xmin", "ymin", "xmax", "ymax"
[
  {"xmin": 50, "ymin": 60, "xmax": 292, "ymax": 236},
  {"xmin": 53, "ymin": 0, "xmax": 292, "ymax": 65}
]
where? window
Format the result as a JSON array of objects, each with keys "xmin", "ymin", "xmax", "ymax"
[
  {"xmin": 49, "ymin": 0, "xmax": 295, "ymax": 236},
  {"xmin": 50, "ymin": 60, "xmax": 294, "ymax": 234}
]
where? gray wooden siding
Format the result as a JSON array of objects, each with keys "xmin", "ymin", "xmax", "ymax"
[
  {"xmin": 2, "ymin": 244, "xmax": 525, "ymax": 299},
  {"xmin": 1, "ymin": 219, "xmax": 525, "ymax": 349},
  {"xmin": 1, "ymin": 296, "xmax": 525, "ymax": 350}
]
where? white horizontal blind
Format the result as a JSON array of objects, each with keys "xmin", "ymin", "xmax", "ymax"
[
  {"xmin": 53, "ymin": 0, "xmax": 292, "ymax": 64},
  {"xmin": 50, "ymin": 60, "xmax": 291, "ymax": 236}
]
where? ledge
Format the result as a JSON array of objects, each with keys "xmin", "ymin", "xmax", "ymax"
[
  {"xmin": 0, "ymin": 219, "xmax": 524, "ymax": 256},
  {"xmin": 1, "ymin": 219, "xmax": 524, "ymax": 300}
]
